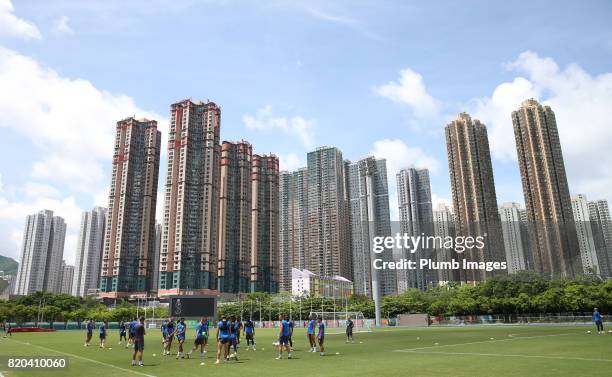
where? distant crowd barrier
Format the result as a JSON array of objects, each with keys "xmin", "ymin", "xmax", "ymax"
[{"xmin": 430, "ymin": 313, "xmax": 611, "ymax": 326}]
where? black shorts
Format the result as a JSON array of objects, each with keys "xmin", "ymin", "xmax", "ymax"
[
  {"xmin": 87, "ymin": 332, "xmax": 92, "ymax": 338},
  {"xmin": 100, "ymin": 334, "xmax": 106, "ymax": 339},
  {"xmin": 120, "ymin": 332, "xmax": 126, "ymax": 337},
  {"xmin": 134, "ymin": 340, "xmax": 144, "ymax": 351},
  {"xmin": 129, "ymin": 333, "xmax": 135, "ymax": 339},
  {"xmin": 219, "ymin": 337, "xmax": 230, "ymax": 344},
  {"xmin": 318, "ymin": 336, "xmax": 324, "ymax": 345},
  {"xmin": 279, "ymin": 336, "xmax": 290, "ymax": 345},
  {"xmin": 346, "ymin": 328, "xmax": 353, "ymax": 336},
  {"xmin": 245, "ymin": 333, "xmax": 253, "ymax": 340},
  {"xmin": 194, "ymin": 336, "xmax": 206, "ymax": 345}
]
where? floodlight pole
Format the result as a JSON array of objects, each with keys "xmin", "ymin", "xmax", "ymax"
[{"xmin": 365, "ymin": 173, "xmax": 382, "ymax": 327}]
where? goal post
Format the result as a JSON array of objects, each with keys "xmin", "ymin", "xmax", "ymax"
[{"xmin": 308, "ymin": 311, "xmax": 372, "ymax": 334}]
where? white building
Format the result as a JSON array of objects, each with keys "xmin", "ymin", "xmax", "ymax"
[
  {"xmin": 15, "ymin": 210, "xmax": 66, "ymax": 295},
  {"xmin": 291, "ymin": 268, "xmax": 353, "ymax": 299},
  {"xmin": 72, "ymin": 207, "xmax": 107, "ymax": 297},
  {"xmin": 571, "ymin": 195, "xmax": 600, "ymax": 275},
  {"xmin": 499, "ymin": 203, "xmax": 527, "ymax": 273}
]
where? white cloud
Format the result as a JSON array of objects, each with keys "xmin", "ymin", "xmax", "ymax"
[
  {"xmin": 471, "ymin": 51, "xmax": 612, "ymax": 202},
  {"xmin": 0, "ymin": 0, "xmax": 41, "ymax": 40},
  {"xmin": 0, "ymin": 47, "xmax": 164, "ymax": 263},
  {"xmin": 277, "ymin": 152, "xmax": 304, "ymax": 172},
  {"xmin": 370, "ymin": 138, "xmax": 439, "ymax": 177},
  {"xmin": 53, "ymin": 16, "xmax": 73, "ymax": 34},
  {"xmin": 0, "ymin": 46, "xmax": 163, "ymax": 193},
  {"xmin": 301, "ymin": 5, "xmax": 356, "ymax": 25},
  {"xmin": 373, "ymin": 68, "xmax": 440, "ymax": 123},
  {"xmin": 243, "ymin": 105, "xmax": 316, "ymax": 149}
]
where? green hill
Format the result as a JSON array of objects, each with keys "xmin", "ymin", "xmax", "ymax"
[{"xmin": 0, "ymin": 255, "xmax": 18, "ymax": 276}]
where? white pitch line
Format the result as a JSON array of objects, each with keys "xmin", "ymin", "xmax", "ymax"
[
  {"xmin": 394, "ymin": 332, "xmax": 575, "ymax": 352},
  {"xmin": 6, "ymin": 338, "xmax": 155, "ymax": 377},
  {"xmin": 400, "ymin": 350, "xmax": 612, "ymax": 363}
]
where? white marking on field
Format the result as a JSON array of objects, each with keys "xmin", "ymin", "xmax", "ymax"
[
  {"xmin": 394, "ymin": 332, "xmax": 575, "ymax": 353},
  {"xmin": 400, "ymin": 350, "xmax": 612, "ymax": 363},
  {"xmin": 6, "ymin": 338, "xmax": 155, "ymax": 377}
]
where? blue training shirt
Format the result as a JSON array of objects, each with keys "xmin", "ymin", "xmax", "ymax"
[
  {"xmin": 280, "ymin": 320, "xmax": 291, "ymax": 337},
  {"xmin": 177, "ymin": 322, "xmax": 186, "ymax": 339},
  {"xmin": 593, "ymin": 311, "xmax": 602, "ymax": 321},
  {"xmin": 219, "ymin": 320, "xmax": 230, "ymax": 339},
  {"xmin": 307, "ymin": 320, "xmax": 315, "ymax": 334},
  {"xmin": 318, "ymin": 322, "xmax": 325, "ymax": 338},
  {"xmin": 244, "ymin": 320, "xmax": 254, "ymax": 334}
]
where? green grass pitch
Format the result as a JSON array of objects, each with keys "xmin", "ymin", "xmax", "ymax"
[{"xmin": 0, "ymin": 325, "xmax": 610, "ymax": 377}]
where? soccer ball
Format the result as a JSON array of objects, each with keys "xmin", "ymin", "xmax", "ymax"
[
  {"xmin": 200, "ymin": 362, "xmax": 205, "ymax": 366},
  {"xmin": 490, "ymin": 338, "xmax": 494, "ymax": 340},
  {"xmin": 587, "ymin": 330, "xmax": 592, "ymax": 334},
  {"xmin": 108, "ymin": 348, "xmax": 112, "ymax": 350},
  {"xmin": 335, "ymin": 352, "xmax": 340, "ymax": 355},
  {"xmin": 152, "ymin": 353, "xmax": 156, "ymax": 357},
  {"xmin": 434, "ymin": 342, "xmax": 439, "ymax": 345}
]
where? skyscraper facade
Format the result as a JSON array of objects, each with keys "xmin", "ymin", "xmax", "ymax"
[
  {"xmin": 512, "ymin": 99, "xmax": 581, "ymax": 277},
  {"xmin": 588, "ymin": 199, "xmax": 612, "ymax": 279},
  {"xmin": 445, "ymin": 112, "xmax": 506, "ymax": 282},
  {"xmin": 15, "ymin": 210, "xmax": 66, "ymax": 295},
  {"xmin": 100, "ymin": 117, "xmax": 161, "ymax": 297},
  {"xmin": 151, "ymin": 223, "xmax": 162, "ymax": 292},
  {"xmin": 347, "ymin": 157, "xmax": 395, "ymax": 298},
  {"xmin": 432, "ymin": 204, "xmax": 456, "ymax": 284},
  {"xmin": 72, "ymin": 206, "xmax": 106, "ymax": 297},
  {"xmin": 217, "ymin": 141, "xmax": 253, "ymax": 293},
  {"xmin": 279, "ymin": 169, "xmax": 308, "ymax": 292},
  {"xmin": 571, "ymin": 195, "xmax": 600, "ymax": 275},
  {"xmin": 159, "ymin": 100, "xmax": 220, "ymax": 296},
  {"xmin": 306, "ymin": 147, "xmax": 351, "ymax": 280},
  {"xmin": 499, "ymin": 203, "xmax": 527, "ymax": 273},
  {"xmin": 396, "ymin": 167, "xmax": 434, "ymax": 291},
  {"xmin": 250, "ymin": 154, "xmax": 280, "ymax": 293},
  {"xmin": 61, "ymin": 263, "xmax": 74, "ymax": 295}
]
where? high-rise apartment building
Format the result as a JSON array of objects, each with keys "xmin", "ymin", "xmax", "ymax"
[
  {"xmin": 306, "ymin": 147, "xmax": 351, "ymax": 280},
  {"xmin": 432, "ymin": 204, "xmax": 456, "ymax": 284},
  {"xmin": 347, "ymin": 157, "xmax": 395, "ymax": 298},
  {"xmin": 445, "ymin": 112, "xmax": 506, "ymax": 282},
  {"xmin": 61, "ymin": 263, "xmax": 74, "ymax": 295},
  {"xmin": 499, "ymin": 203, "xmax": 527, "ymax": 273},
  {"xmin": 159, "ymin": 100, "xmax": 220, "ymax": 296},
  {"xmin": 217, "ymin": 141, "xmax": 253, "ymax": 293},
  {"xmin": 279, "ymin": 169, "xmax": 308, "ymax": 292},
  {"xmin": 14, "ymin": 210, "xmax": 66, "ymax": 295},
  {"xmin": 100, "ymin": 117, "xmax": 161, "ymax": 297},
  {"xmin": 72, "ymin": 206, "xmax": 106, "ymax": 297},
  {"xmin": 588, "ymin": 199, "xmax": 612, "ymax": 279},
  {"xmin": 151, "ymin": 223, "xmax": 161, "ymax": 292},
  {"xmin": 571, "ymin": 195, "xmax": 600, "ymax": 275},
  {"xmin": 396, "ymin": 167, "xmax": 434, "ymax": 291},
  {"xmin": 512, "ymin": 99, "xmax": 581, "ymax": 277},
  {"xmin": 250, "ymin": 154, "xmax": 280, "ymax": 293}
]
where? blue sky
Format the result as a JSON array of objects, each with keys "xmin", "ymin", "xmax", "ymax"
[{"xmin": 1, "ymin": 0, "xmax": 612, "ymax": 264}]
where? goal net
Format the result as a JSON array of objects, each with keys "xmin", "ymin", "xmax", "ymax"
[{"xmin": 308, "ymin": 311, "xmax": 372, "ymax": 334}]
